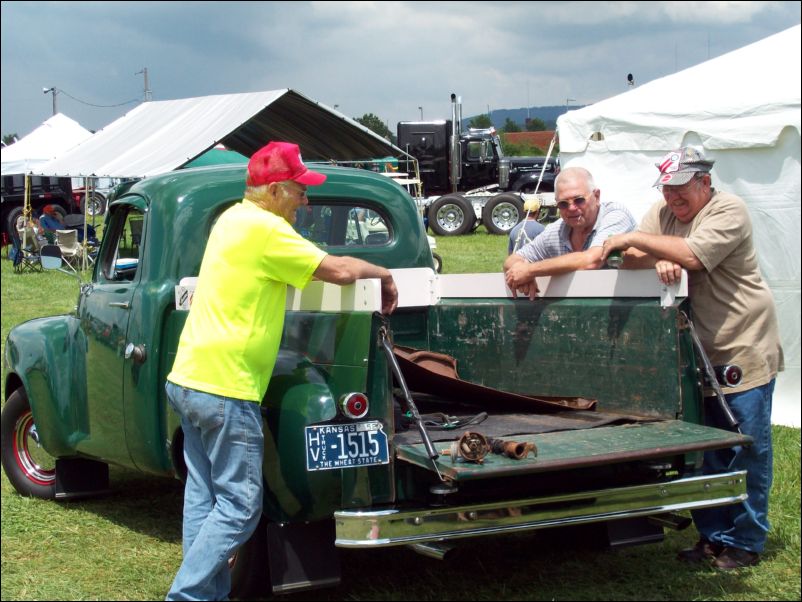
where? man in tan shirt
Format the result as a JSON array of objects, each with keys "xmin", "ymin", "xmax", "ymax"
[{"xmin": 602, "ymin": 146, "xmax": 783, "ymax": 570}]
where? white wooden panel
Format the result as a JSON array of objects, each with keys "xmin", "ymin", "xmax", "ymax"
[
  {"xmin": 286, "ymin": 279, "xmax": 382, "ymax": 312},
  {"xmin": 176, "ymin": 268, "xmax": 687, "ymax": 312},
  {"xmin": 174, "ymin": 276, "xmax": 383, "ymax": 312},
  {"xmin": 389, "ymin": 268, "xmax": 438, "ymax": 307},
  {"xmin": 437, "ymin": 269, "xmax": 687, "ymax": 307}
]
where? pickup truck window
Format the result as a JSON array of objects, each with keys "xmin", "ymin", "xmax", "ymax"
[
  {"xmin": 99, "ymin": 205, "xmax": 144, "ymax": 281},
  {"xmin": 295, "ymin": 203, "xmax": 391, "ymax": 247}
]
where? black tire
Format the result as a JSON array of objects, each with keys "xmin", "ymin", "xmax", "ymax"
[
  {"xmin": 482, "ymin": 193, "xmax": 524, "ymax": 235},
  {"xmin": 1, "ymin": 388, "xmax": 57, "ymax": 499},
  {"xmin": 432, "ymin": 252, "xmax": 443, "ymax": 273},
  {"xmin": 81, "ymin": 192, "xmax": 107, "ymax": 218},
  {"xmin": 5, "ymin": 205, "xmax": 24, "ymax": 239},
  {"xmin": 538, "ymin": 205, "xmax": 560, "ymax": 224},
  {"xmin": 229, "ymin": 514, "xmax": 269, "ymax": 599},
  {"xmin": 429, "ymin": 194, "xmax": 474, "ymax": 236}
]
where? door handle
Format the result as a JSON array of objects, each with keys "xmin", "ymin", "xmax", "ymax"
[
  {"xmin": 109, "ymin": 301, "xmax": 130, "ymax": 309},
  {"xmin": 125, "ymin": 343, "xmax": 147, "ymax": 364}
]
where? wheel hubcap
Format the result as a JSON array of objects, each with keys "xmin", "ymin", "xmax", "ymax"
[
  {"xmin": 491, "ymin": 203, "xmax": 519, "ymax": 230},
  {"xmin": 436, "ymin": 204, "xmax": 464, "ymax": 232},
  {"xmin": 14, "ymin": 411, "xmax": 56, "ymax": 486}
]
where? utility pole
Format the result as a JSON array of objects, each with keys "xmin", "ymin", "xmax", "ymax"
[
  {"xmin": 565, "ymin": 98, "xmax": 575, "ymax": 113},
  {"xmin": 136, "ymin": 67, "xmax": 152, "ymax": 101},
  {"xmin": 418, "ymin": 106, "xmax": 423, "ymax": 120},
  {"xmin": 527, "ymin": 81, "xmax": 530, "ymax": 121},
  {"xmin": 43, "ymin": 87, "xmax": 58, "ymax": 115}
]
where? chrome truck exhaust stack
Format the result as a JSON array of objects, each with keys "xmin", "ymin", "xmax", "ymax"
[{"xmin": 450, "ymin": 93, "xmax": 462, "ymax": 193}]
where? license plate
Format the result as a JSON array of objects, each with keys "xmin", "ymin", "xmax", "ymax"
[{"xmin": 305, "ymin": 421, "xmax": 389, "ymax": 472}]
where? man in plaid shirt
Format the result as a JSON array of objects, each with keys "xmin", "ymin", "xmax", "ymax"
[{"xmin": 503, "ymin": 166, "xmax": 636, "ymax": 299}]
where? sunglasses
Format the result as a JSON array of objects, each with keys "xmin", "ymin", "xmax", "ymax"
[{"xmin": 556, "ymin": 196, "xmax": 589, "ymax": 211}]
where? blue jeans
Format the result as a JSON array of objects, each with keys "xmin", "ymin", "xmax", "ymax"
[
  {"xmin": 692, "ymin": 379, "xmax": 774, "ymax": 553},
  {"xmin": 165, "ymin": 381, "xmax": 264, "ymax": 601}
]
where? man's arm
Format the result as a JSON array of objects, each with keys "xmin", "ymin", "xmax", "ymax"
[
  {"xmin": 602, "ymin": 231, "xmax": 701, "ymax": 284},
  {"xmin": 503, "ymin": 247, "xmax": 605, "ymax": 299},
  {"xmin": 602, "ymin": 231, "xmax": 704, "ymax": 270},
  {"xmin": 314, "ymin": 255, "xmax": 398, "ymax": 314}
]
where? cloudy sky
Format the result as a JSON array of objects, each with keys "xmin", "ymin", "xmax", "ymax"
[{"xmin": 2, "ymin": 1, "xmax": 800, "ymax": 139}]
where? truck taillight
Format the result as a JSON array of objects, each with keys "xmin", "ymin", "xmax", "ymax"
[
  {"xmin": 715, "ymin": 365, "xmax": 743, "ymax": 387},
  {"xmin": 339, "ymin": 392, "xmax": 369, "ymax": 420}
]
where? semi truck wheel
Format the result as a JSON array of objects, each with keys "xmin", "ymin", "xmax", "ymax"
[
  {"xmin": 429, "ymin": 194, "xmax": 474, "ymax": 236},
  {"xmin": 1, "ymin": 388, "xmax": 57, "ymax": 499},
  {"xmin": 483, "ymin": 193, "xmax": 524, "ymax": 235}
]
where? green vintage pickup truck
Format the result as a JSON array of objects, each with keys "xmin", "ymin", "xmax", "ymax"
[{"xmin": 2, "ymin": 164, "xmax": 750, "ymax": 596}]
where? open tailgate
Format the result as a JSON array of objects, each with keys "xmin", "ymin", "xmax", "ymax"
[{"xmin": 395, "ymin": 420, "xmax": 750, "ymax": 481}]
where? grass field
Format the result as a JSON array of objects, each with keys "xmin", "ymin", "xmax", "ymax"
[{"xmin": 1, "ymin": 231, "xmax": 799, "ymax": 601}]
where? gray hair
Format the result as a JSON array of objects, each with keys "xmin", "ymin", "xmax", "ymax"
[{"xmin": 555, "ymin": 166, "xmax": 596, "ymax": 194}]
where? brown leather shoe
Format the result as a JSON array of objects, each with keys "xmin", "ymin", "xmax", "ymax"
[
  {"xmin": 677, "ymin": 538, "xmax": 723, "ymax": 563},
  {"xmin": 712, "ymin": 546, "xmax": 760, "ymax": 569}
]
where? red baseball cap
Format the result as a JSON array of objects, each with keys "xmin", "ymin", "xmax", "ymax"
[{"xmin": 246, "ymin": 141, "xmax": 326, "ymax": 187}]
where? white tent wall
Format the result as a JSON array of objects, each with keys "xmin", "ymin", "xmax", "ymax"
[{"xmin": 557, "ymin": 26, "xmax": 801, "ymax": 427}]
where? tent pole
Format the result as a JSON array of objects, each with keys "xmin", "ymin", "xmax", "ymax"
[
  {"xmin": 22, "ymin": 174, "xmax": 30, "ymax": 249},
  {"xmin": 83, "ymin": 177, "xmax": 89, "ymax": 272}
]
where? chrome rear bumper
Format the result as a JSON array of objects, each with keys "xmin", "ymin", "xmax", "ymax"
[{"xmin": 335, "ymin": 471, "xmax": 746, "ymax": 548}]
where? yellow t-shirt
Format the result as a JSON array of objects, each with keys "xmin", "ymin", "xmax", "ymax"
[{"xmin": 168, "ymin": 200, "xmax": 327, "ymax": 401}]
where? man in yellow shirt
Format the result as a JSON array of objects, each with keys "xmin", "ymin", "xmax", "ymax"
[{"xmin": 165, "ymin": 141, "xmax": 397, "ymax": 600}]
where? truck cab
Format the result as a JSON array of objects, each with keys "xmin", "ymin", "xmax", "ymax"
[
  {"xmin": 396, "ymin": 122, "xmax": 508, "ymax": 195},
  {"xmin": 459, "ymin": 127, "xmax": 509, "ymax": 191}
]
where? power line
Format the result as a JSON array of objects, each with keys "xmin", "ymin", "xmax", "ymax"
[{"xmin": 57, "ymin": 88, "xmax": 140, "ymax": 108}]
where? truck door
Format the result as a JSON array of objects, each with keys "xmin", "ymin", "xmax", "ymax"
[
  {"xmin": 76, "ymin": 199, "xmax": 145, "ymax": 466},
  {"xmin": 461, "ymin": 138, "xmax": 496, "ymax": 189}
]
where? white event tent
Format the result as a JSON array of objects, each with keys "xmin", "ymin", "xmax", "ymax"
[
  {"xmin": 37, "ymin": 89, "xmax": 402, "ymax": 179},
  {"xmin": 557, "ymin": 25, "xmax": 801, "ymax": 427},
  {"xmin": 1, "ymin": 113, "xmax": 92, "ymax": 175}
]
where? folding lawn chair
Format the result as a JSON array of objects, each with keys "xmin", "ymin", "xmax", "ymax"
[
  {"xmin": 10, "ymin": 223, "xmax": 42, "ymax": 274},
  {"xmin": 55, "ymin": 229, "xmax": 84, "ymax": 273}
]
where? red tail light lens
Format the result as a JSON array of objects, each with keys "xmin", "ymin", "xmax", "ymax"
[
  {"xmin": 339, "ymin": 393, "xmax": 369, "ymax": 420},
  {"xmin": 716, "ymin": 365, "xmax": 743, "ymax": 387}
]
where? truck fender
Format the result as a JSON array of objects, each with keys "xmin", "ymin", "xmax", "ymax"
[
  {"xmin": 261, "ymin": 351, "xmax": 342, "ymax": 523},
  {"xmin": 511, "ymin": 171, "xmax": 555, "ymax": 194},
  {"xmin": 3, "ymin": 315, "xmax": 89, "ymax": 459}
]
